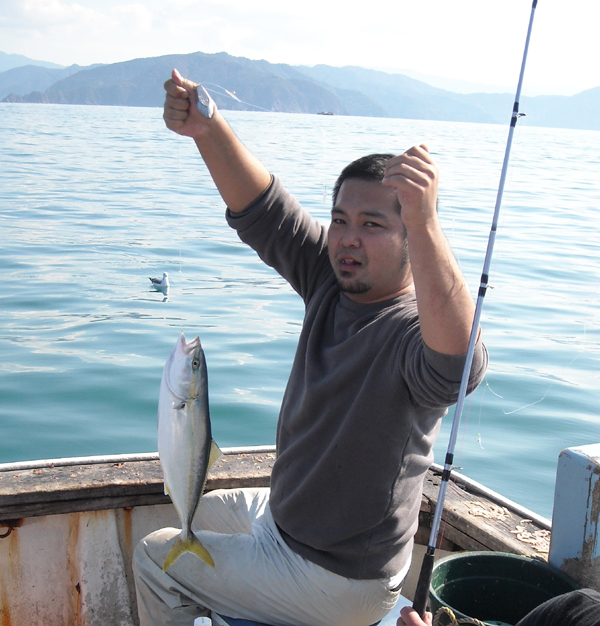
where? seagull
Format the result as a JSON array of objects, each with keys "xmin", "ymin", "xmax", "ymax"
[{"xmin": 149, "ymin": 272, "xmax": 170, "ymax": 290}]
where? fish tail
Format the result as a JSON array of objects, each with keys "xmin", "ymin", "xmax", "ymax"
[{"xmin": 162, "ymin": 532, "xmax": 215, "ymax": 571}]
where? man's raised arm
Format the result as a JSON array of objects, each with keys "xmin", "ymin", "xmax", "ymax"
[
  {"xmin": 163, "ymin": 69, "xmax": 271, "ymax": 213},
  {"xmin": 382, "ymin": 145, "xmax": 477, "ymax": 356}
]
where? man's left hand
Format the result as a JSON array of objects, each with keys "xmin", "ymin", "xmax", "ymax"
[{"xmin": 381, "ymin": 145, "xmax": 439, "ymax": 232}]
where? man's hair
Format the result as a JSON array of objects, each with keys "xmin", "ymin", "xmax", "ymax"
[{"xmin": 331, "ymin": 153, "xmax": 395, "ymax": 206}]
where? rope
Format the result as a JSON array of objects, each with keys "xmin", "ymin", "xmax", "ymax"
[{"xmin": 433, "ymin": 606, "xmax": 487, "ymax": 626}]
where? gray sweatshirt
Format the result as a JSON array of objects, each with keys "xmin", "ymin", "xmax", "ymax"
[{"xmin": 227, "ymin": 177, "xmax": 488, "ymax": 580}]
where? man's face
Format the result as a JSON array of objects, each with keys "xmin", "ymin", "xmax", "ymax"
[{"xmin": 327, "ymin": 178, "xmax": 413, "ymax": 304}]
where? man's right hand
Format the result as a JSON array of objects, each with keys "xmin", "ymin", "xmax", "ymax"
[
  {"xmin": 163, "ymin": 69, "xmax": 213, "ymax": 139},
  {"xmin": 161, "ymin": 68, "xmax": 271, "ymax": 212}
]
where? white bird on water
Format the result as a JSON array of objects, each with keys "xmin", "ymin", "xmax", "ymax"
[{"xmin": 150, "ymin": 272, "xmax": 170, "ymax": 290}]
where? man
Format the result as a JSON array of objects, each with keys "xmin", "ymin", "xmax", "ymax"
[
  {"xmin": 133, "ymin": 69, "xmax": 487, "ymax": 626},
  {"xmin": 397, "ymin": 589, "xmax": 600, "ymax": 626}
]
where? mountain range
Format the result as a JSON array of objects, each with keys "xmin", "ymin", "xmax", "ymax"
[{"xmin": 1, "ymin": 50, "xmax": 598, "ymax": 131}]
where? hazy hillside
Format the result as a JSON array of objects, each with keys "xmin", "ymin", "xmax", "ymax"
[
  {"xmin": 1, "ymin": 52, "xmax": 374, "ymax": 115},
  {"xmin": 0, "ymin": 64, "xmax": 89, "ymax": 100},
  {"xmin": 0, "ymin": 51, "xmax": 498, "ymax": 121},
  {"xmin": 296, "ymin": 65, "xmax": 499, "ymax": 123},
  {"xmin": 0, "ymin": 51, "xmax": 64, "ymax": 73},
  {"xmin": 525, "ymin": 86, "xmax": 600, "ymax": 130},
  {"xmin": 2, "ymin": 50, "xmax": 599, "ymax": 130}
]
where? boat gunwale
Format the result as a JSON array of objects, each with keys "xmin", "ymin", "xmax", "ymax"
[
  {"xmin": 0, "ymin": 446, "xmax": 277, "ymax": 473},
  {"xmin": 0, "ymin": 449, "xmax": 550, "ymax": 533}
]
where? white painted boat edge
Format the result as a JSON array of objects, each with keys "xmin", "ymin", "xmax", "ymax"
[{"xmin": 0, "ymin": 445, "xmax": 277, "ymax": 473}]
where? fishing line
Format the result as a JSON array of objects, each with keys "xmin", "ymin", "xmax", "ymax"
[
  {"xmin": 411, "ymin": 0, "xmax": 539, "ymax": 617},
  {"xmin": 320, "ymin": 127, "xmax": 330, "ymax": 206},
  {"xmin": 207, "ymin": 80, "xmax": 335, "ymax": 212},
  {"xmin": 176, "ymin": 138, "xmax": 184, "ymax": 276},
  {"xmin": 203, "ymin": 82, "xmax": 272, "ymax": 112},
  {"xmin": 483, "ymin": 330, "xmax": 591, "ymax": 417},
  {"xmin": 475, "ymin": 383, "xmax": 488, "ymax": 449}
]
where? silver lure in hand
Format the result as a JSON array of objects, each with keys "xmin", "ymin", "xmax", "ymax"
[{"xmin": 196, "ymin": 84, "xmax": 215, "ymax": 119}]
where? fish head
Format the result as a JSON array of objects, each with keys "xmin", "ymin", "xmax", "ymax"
[{"xmin": 165, "ymin": 333, "xmax": 206, "ymax": 401}]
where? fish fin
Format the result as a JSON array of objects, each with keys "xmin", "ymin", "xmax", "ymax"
[
  {"xmin": 162, "ymin": 533, "xmax": 215, "ymax": 571},
  {"xmin": 163, "ymin": 484, "xmax": 183, "ymax": 520},
  {"xmin": 208, "ymin": 440, "xmax": 223, "ymax": 470}
]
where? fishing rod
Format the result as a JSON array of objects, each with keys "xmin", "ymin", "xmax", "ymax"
[{"xmin": 411, "ymin": 0, "xmax": 539, "ymax": 617}]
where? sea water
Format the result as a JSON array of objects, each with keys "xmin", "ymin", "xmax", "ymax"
[{"xmin": 1, "ymin": 103, "xmax": 599, "ymax": 519}]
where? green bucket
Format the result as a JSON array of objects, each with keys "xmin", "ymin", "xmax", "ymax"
[{"xmin": 429, "ymin": 552, "xmax": 580, "ymax": 626}]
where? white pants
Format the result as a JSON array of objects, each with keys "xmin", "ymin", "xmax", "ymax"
[{"xmin": 133, "ymin": 488, "xmax": 402, "ymax": 626}]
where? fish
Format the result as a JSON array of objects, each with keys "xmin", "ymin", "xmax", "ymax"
[
  {"xmin": 158, "ymin": 333, "xmax": 222, "ymax": 571},
  {"xmin": 150, "ymin": 272, "xmax": 170, "ymax": 290}
]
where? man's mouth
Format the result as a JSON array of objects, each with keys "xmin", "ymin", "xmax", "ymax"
[{"xmin": 338, "ymin": 256, "xmax": 362, "ymax": 268}]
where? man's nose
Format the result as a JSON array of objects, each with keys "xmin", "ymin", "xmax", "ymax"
[{"xmin": 340, "ymin": 225, "xmax": 360, "ymax": 247}]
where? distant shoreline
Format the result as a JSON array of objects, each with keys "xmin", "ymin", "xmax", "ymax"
[{"xmin": 1, "ymin": 50, "xmax": 598, "ymax": 131}]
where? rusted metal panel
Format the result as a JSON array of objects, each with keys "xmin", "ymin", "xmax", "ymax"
[
  {"xmin": 550, "ymin": 444, "xmax": 600, "ymax": 589},
  {"xmin": 0, "ymin": 504, "xmax": 181, "ymax": 626},
  {"xmin": 0, "ymin": 452, "xmax": 276, "ymax": 626}
]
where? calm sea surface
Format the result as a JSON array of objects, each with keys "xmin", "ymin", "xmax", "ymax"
[{"xmin": 1, "ymin": 103, "xmax": 599, "ymax": 519}]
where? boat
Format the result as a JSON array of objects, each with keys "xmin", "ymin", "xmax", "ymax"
[{"xmin": 0, "ymin": 445, "xmax": 557, "ymax": 626}]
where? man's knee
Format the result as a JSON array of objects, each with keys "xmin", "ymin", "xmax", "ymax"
[{"xmin": 134, "ymin": 527, "xmax": 180, "ymax": 576}]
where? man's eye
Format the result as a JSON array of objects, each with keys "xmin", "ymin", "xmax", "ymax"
[{"xmin": 365, "ymin": 222, "xmax": 381, "ymax": 228}]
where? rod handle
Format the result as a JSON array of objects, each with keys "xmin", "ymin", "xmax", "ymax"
[{"xmin": 412, "ymin": 547, "xmax": 435, "ymax": 618}]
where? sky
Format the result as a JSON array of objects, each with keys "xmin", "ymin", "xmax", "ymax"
[{"xmin": 1, "ymin": 0, "xmax": 598, "ymax": 96}]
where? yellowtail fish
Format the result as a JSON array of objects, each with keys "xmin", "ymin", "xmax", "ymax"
[{"xmin": 158, "ymin": 333, "xmax": 222, "ymax": 571}]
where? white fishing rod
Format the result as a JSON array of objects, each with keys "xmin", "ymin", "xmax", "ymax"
[{"xmin": 412, "ymin": 0, "xmax": 539, "ymax": 617}]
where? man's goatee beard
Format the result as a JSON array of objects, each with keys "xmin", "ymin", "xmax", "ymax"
[{"xmin": 336, "ymin": 278, "xmax": 371, "ymax": 295}]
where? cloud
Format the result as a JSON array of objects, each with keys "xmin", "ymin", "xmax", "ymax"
[
  {"xmin": 2, "ymin": 0, "xmax": 111, "ymax": 32},
  {"xmin": 0, "ymin": 0, "xmax": 154, "ymax": 37},
  {"xmin": 113, "ymin": 4, "xmax": 153, "ymax": 33},
  {"xmin": 0, "ymin": 0, "xmax": 161, "ymax": 64},
  {"xmin": 0, "ymin": 0, "xmax": 597, "ymax": 93}
]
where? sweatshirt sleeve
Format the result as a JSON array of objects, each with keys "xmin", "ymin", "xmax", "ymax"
[
  {"xmin": 226, "ymin": 176, "xmax": 331, "ymax": 302},
  {"xmin": 395, "ymin": 306, "xmax": 488, "ymax": 408}
]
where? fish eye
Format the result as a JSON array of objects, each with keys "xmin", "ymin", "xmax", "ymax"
[{"xmin": 192, "ymin": 359, "xmax": 200, "ymax": 369}]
